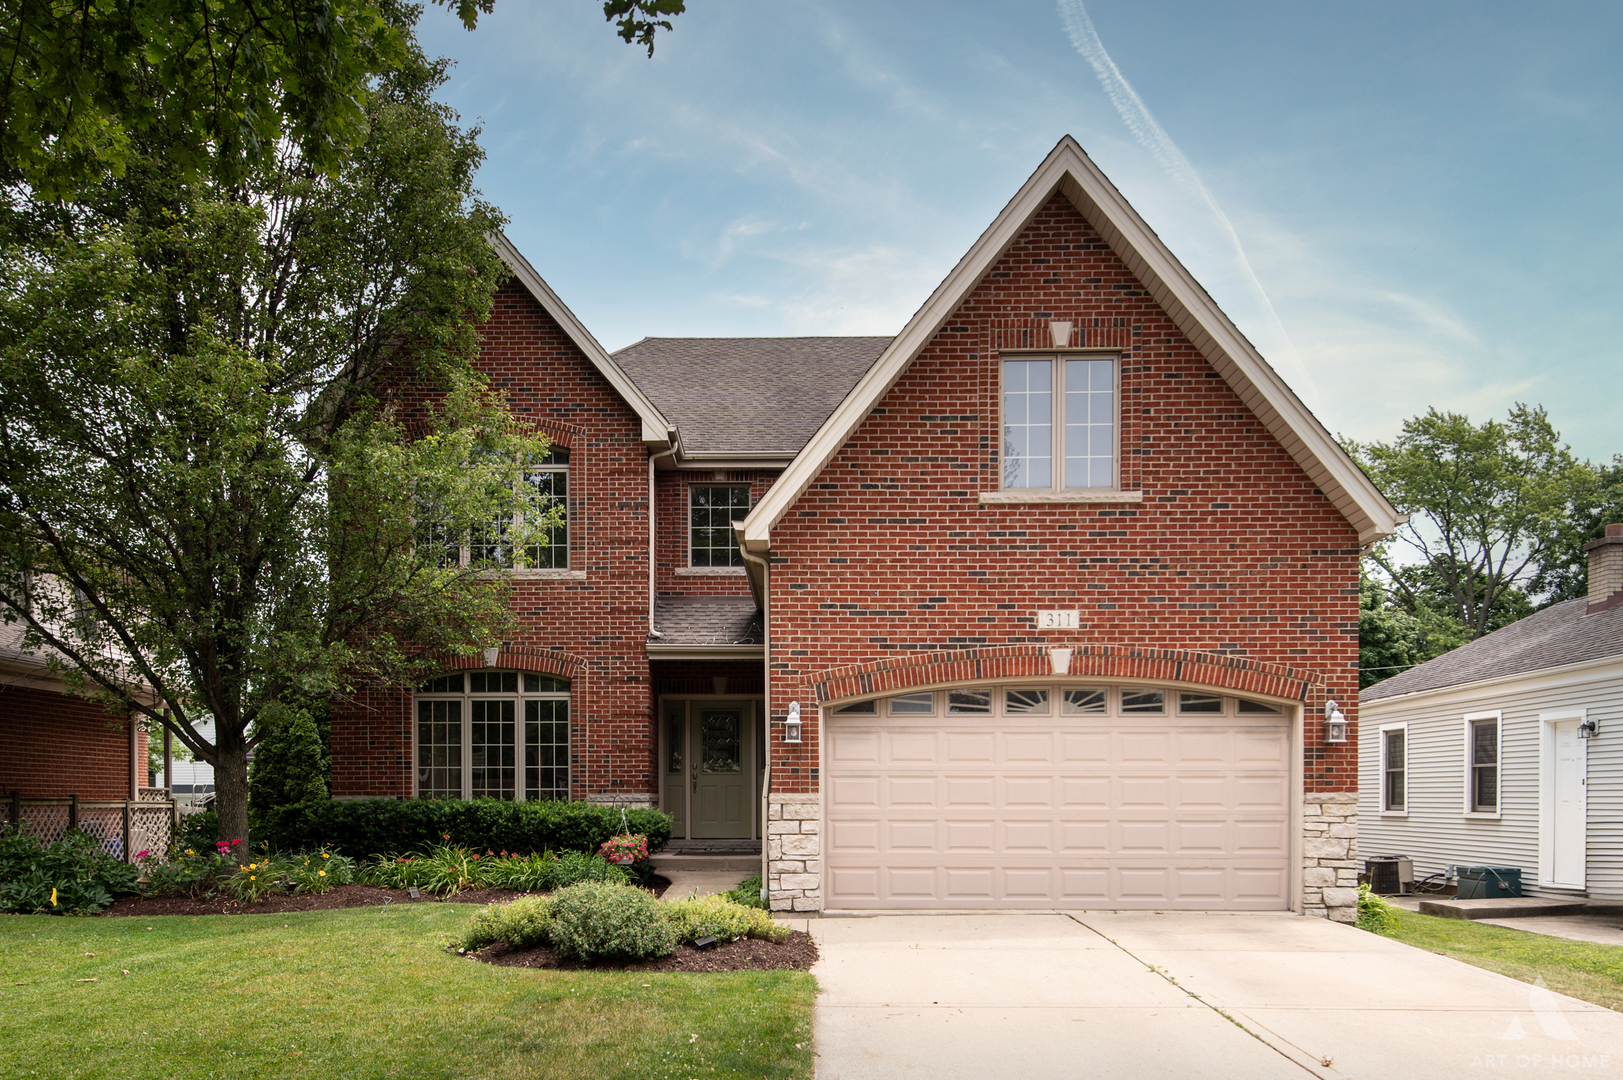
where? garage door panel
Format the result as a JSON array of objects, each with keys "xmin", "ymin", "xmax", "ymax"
[{"xmin": 825, "ymin": 710, "xmax": 1291, "ymax": 911}]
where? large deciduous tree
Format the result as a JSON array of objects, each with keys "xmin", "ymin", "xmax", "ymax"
[
  {"xmin": 0, "ymin": 16, "xmax": 558, "ymax": 848},
  {"xmin": 1347, "ymin": 405, "xmax": 1592, "ymax": 642}
]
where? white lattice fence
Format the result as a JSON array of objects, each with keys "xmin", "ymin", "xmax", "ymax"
[{"xmin": 2, "ymin": 794, "xmax": 175, "ymax": 862}]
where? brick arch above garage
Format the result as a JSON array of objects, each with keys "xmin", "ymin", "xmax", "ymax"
[{"xmin": 808, "ymin": 645, "xmax": 1324, "ymax": 708}]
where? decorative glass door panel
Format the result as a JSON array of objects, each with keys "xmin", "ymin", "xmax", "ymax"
[{"xmin": 691, "ymin": 706, "xmax": 751, "ymax": 839}]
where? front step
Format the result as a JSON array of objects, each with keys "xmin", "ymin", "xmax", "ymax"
[
  {"xmin": 649, "ymin": 852, "xmax": 761, "ymax": 873},
  {"xmin": 1417, "ymin": 897, "xmax": 1589, "ymax": 920}
]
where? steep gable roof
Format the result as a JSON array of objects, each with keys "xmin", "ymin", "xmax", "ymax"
[
  {"xmin": 488, "ymin": 232, "xmax": 674, "ymax": 447},
  {"xmin": 739, "ymin": 136, "xmax": 1400, "ymax": 549},
  {"xmin": 613, "ymin": 337, "xmax": 891, "ymax": 458}
]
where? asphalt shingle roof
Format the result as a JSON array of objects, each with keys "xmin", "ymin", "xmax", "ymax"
[
  {"xmin": 649, "ymin": 599, "xmax": 762, "ymax": 646},
  {"xmin": 1361, "ymin": 598, "xmax": 1623, "ymax": 703},
  {"xmin": 613, "ymin": 337, "xmax": 892, "ymax": 456}
]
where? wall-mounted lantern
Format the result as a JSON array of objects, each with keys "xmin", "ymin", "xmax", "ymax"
[
  {"xmin": 1579, "ymin": 716, "xmax": 1598, "ymax": 740},
  {"xmin": 784, "ymin": 701, "xmax": 803, "ymax": 744},
  {"xmin": 1324, "ymin": 700, "xmax": 1349, "ymax": 744}
]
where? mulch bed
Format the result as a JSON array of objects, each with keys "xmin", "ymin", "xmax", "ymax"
[
  {"xmin": 100, "ymin": 877, "xmax": 672, "ymax": 918},
  {"xmin": 470, "ymin": 930, "xmax": 818, "ymax": 972}
]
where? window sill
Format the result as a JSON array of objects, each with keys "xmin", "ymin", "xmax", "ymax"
[
  {"xmin": 979, "ymin": 489, "xmax": 1144, "ymax": 505},
  {"xmin": 1463, "ymin": 811, "xmax": 1502, "ymax": 821},
  {"xmin": 1380, "ymin": 810, "xmax": 1409, "ymax": 818},
  {"xmin": 485, "ymin": 569, "xmax": 587, "ymax": 582},
  {"xmin": 676, "ymin": 566, "xmax": 747, "ymax": 577}
]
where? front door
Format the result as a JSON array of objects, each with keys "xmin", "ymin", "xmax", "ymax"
[
  {"xmin": 692, "ymin": 706, "xmax": 750, "ymax": 838},
  {"xmin": 1551, "ymin": 719, "xmax": 1587, "ymax": 887}
]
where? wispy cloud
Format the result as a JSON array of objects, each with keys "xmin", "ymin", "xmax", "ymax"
[{"xmin": 1055, "ymin": 0, "xmax": 1319, "ymax": 407}]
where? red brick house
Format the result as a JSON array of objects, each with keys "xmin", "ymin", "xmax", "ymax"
[{"xmin": 330, "ymin": 138, "xmax": 1399, "ymax": 921}]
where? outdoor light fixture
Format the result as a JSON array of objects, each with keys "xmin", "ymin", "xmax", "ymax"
[
  {"xmin": 1324, "ymin": 700, "xmax": 1349, "ymax": 744},
  {"xmin": 784, "ymin": 701, "xmax": 803, "ymax": 744},
  {"xmin": 1579, "ymin": 717, "xmax": 1598, "ymax": 740}
]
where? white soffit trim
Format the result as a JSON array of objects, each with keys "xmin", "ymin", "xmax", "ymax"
[
  {"xmin": 488, "ymin": 232, "xmax": 675, "ymax": 447},
  {"xmin": 740, "ymin": 136, "xmax": 1400, "ymax": 547}
]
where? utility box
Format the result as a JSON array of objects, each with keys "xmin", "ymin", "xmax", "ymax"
[
  {"xmin": 1456, "ymin": 866, "xmax": 1522, "ymax": 900},
  {"xmin": 1366, "ymin": 857, "xmax": 1415, "ymax": 895}
]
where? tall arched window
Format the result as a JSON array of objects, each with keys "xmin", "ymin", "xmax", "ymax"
[{"xmin": 415, "ymin": 671, "xmax": 571, "ymax": 800}]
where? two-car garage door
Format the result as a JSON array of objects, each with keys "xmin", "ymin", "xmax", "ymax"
[{"xmin": 824, "ymin": 690, "xmax": 1292, "ymax": 910}]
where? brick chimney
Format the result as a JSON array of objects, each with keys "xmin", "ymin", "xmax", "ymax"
[{"xmin": 1587, "ymin": 523, "xmax": 1623, "ymax": 615}]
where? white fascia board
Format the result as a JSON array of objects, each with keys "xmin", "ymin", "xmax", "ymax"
[
  {"xmin": 488, "ymin": 232, "xmax": 675, "ymax": 448},
  {"xmin": 644, "ymin": 643, "xmax": 766, "ymax": 660},
  {"xmin": 740, "ymin": 136, "xmax": 1400, "ymax": 548},
  {"xmin": 1359, "ymin": 654, "xmax": 1623, "ymax": 713}
]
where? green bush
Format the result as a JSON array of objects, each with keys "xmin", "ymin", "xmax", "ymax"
[
  {"xmin": 175, "ymin": 810, "xmax": 219, "ymax": 852},
  {"xmin": 547, "ymin": 882, "xmax": 675, "ymax": 962},
  {"xmin": 1357, "ymin": 883, "xmax": 1398, "ymax": 935},
  {"xmin": 662, "ymin": 893, "xmax": 789, "ymax": 945},
  {"xmin": 286, "ymin": 850, "xmax": 355, "ymax": 894},
  {"xmin": 259, "ymin": 798, "xmax": 671, "ymax": 860},
  {"xmin": 723, "ymin": 873, "xmax": 766, "ymax": 909},
  {"xmin": 0, "ymin": 829, "xmax": 141, "ymax": 915},
  {"xmin": 360, "ymin": 845, "xmax": 631, "ymax": 896},
  {"xmin": 456, "ymin": 895, "xmax": 553, "ymax": 950},
  {"xmin": 139, "ymin": 848, "xmax": 234, "ymax": 898}
]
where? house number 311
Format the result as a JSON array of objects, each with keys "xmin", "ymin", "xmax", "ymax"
[{"xmin": 1036, "ymin": 609, "xmax": 1079, "ymax": 630}]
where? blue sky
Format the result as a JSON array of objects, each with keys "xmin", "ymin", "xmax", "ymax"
[{"xmin": 417, "ymin": 0, "xmax": 1623, "ymax": 462}]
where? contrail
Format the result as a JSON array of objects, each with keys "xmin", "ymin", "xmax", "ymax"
[{"xmin": 1056, "ymin": 0, "xmax": 1319, "ymax": 406}]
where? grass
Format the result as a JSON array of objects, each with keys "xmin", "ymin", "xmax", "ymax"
[
  {"xmin": 0, "ymin": 905, "xmax": 815, "ymax": 1079},
  {"xmin": 1389, "ymin": 908, "xmax": 1623, "ymax": 1012}
]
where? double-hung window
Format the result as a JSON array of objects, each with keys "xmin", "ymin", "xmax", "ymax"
[
  {"xmin": 690, "ymin": 485, "xmax": 749, "ymax": 567},
  {"xmin": 1382, "ymin": 725, "xmax": 1407, "ymax": 812},
  {"xmin": 421, "ymin": 448, "xmax": 569, "ymax": 570},
  {"xmin": 1466, "ymin": 713, "xmax": 1500, "ymax": 814},
  {"xmin": 416, "ymin": 671, "xmax": 571, "ymax": 801},
  {"xmin": 1003, "ymin": 356, "xmax": 1116, "ymax": 490}
]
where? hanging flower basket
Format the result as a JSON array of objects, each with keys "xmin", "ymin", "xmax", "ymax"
[{"xmin": 600, "ymin": 833, "xmax": 648, "ymax": 865}]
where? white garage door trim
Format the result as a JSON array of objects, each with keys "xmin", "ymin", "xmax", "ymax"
[{"xmin": 821, "ymin": 683, "xmax": 1303, "ymax": 911}]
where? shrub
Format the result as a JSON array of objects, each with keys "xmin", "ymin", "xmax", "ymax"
[
  {"xmin": 139, "ymin": 848, "xmax": 234, "ymax": 899},
  {"xmin": 456, "ymin": 895, "xmax": 553, "ymax": 951},
  {"xmin": 1356, "ymin": 883, "xmax": 1398, "ymax": 935},
  {"xmin": 545, "ymin": 850, "xmax": 633, "ymax": 890},
  {"xmin": 225, "ymin": 855, "xmax": 292, "ymax": 904},
  {"xmin": 662, "ymin": 893, "xmax": 789, "ymax": 945},
  {"xmin": 286, "ymin": 849, "xmax": 355, "ymax": 895},
  {"xmin": 175, "ymin": 810, "xmax": 218, "ymax": 852},
  {"xmin": 361, "ymin": 845, "xmax": 631, "ymax": 895},
  {"xmin": 0, "ymin": 828, "xmax": 142, "ymax": 914},
  {"xmin": 723, "ymin": 873, "xmax": 766, "ymax": 909},
  {"xmin": 256, "ymin": 798, "xmax": 671, "ymax": 860},
  {"xmin": 547, "ymin": 882, "xmax": 675, "ymax": 962},
  {"xmin": 249, "ymin": 707, "xmax": 330, "ymax": 835}
]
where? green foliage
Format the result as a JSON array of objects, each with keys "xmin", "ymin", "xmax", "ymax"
[
  {"xmin": 456, "ymin": 895, "xmax": 554, "ymax": 950},
  {"xmin": 723, "ymin": 873, "xmax": 767, "ymax": 909},
  {"xmin": 1346, "ymin": 405, "xmax": 1592, "ymax": 639},
  {"xmin": 175, "ymin": 811, "xmax": 220, "ymax": 855},
  {"xmin": 0, "ymin": 829, "xmax": 141, "ymax": 914},
  {"xmin": 138, "ymin": 847, "xmax": 234, "ymax": 899},
  {"xmin": 603, "ymin": 0, "xmax": 687, "ymax": 55},
  {"xmin": 662, "ymin": 894, "xmax": 790, "ymax": 945},
  {"xmin": 1359, "ymin": 569, "xmax": 1469, "ymax": 688},
  {"xmin": 360, "ymin": 844, "xmax": 630, "ymax": 895},
  {"xmin": 547, "ymin": 882, "xmax": 676, "ymax": 962},
  {"xmin": 286, "ymin": 850, "xmax": 356, "ymax": 895},
  {"xmin": 249, "ymin": 705, "xmax": 330, "ymax": 830},
  {"xmin": 262, "ymin": 797, "xmax": 671, "ymax": 860},
  {"xmin": 1356, "ymin": 884, "xmax": 1398, "ymax": 935},
  {"xmin": 1531, "ymin": 455, "xmax": 1623, "ymax": 605},
  {"xmin": 225, "ymin": 855, "xmax": 292, "ymax": 903}
]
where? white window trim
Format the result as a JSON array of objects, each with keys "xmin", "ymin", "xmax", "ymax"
[
  {"xmin": 1379, "ymin": 722, "xmax": 1408, "ymax": 816},
  {"xmin": 687, "ymin": 483, "xmax": 751, "ymax": 569},
  {"xmin": 995, "ymin": 350, "xmax": 1127, "ymax": 499},
  {"xmin": 1537, "ymin": 708, "xmax": 1588, "ymax": 888},
  {"xmin": 1462, "ymin": 710, "xmax": 1503, "ymax": 819}
]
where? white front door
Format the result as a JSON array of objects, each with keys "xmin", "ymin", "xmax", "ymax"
[{"xmin": 1550, "ymin": 719, "xmax": 1587, "ymax": 888}]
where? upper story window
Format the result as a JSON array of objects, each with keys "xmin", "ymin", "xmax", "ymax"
[
  {"xmin": 423, "ymin": 448, "xmax": 569, "ymax": 571},
  {"xmin": 1002, "ymin": 356, "xmax": 1116, "ymax": 490},
  {"xmin": 690, "ymin": 484, "xmax": 749, "ymax": 567}
]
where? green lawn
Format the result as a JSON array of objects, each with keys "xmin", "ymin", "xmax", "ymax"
[
  {"xmin": 1390, "ymin": 908, "xmax": 1623, "ymax": 1012},
  {"xmin": 0, "ymin": 905, "xmax": 815, "ymax": 1080}
]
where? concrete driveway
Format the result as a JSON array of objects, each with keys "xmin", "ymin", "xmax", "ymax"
[{"xmin": 808, "ymin": 912, "xmax": 1623, "ymax": 1079}]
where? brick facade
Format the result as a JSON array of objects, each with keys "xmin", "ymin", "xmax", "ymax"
[{"xmin": 0, "ymin": 681, "xmax": 147, "ymax": 800}]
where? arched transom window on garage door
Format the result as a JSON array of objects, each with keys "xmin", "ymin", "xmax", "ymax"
[{"xmin": 828, "ymin": 685, "xmax": 1286, "ymax": 718}]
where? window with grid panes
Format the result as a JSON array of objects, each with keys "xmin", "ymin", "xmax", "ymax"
[
  {"xmin": 1002, "ymin": 355, "xmax": 1116, "ymax": 490},
  {"xmin": 417, "ymin": 448, "xmax": 569, "ymax": 570},
  {"xmin": 415, "ymin": 672, "xmax": 570, "ymax": 800},
  {"xmin": 690, "ymin": 485, "xmax": 749, "ymax": 566}
]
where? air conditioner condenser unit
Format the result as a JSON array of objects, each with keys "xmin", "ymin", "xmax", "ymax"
[{"xmin": 1365, "ymin": 856, "xmax": 1415, "ymax": 895}]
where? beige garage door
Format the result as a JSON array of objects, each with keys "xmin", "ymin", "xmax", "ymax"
[{"xmin": 825, "ymin": 689, "xmax": 1292, "ymax": 910}]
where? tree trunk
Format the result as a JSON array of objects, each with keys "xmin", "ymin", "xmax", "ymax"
[{"xmin": 212, "ymin": 726, "xmax": 252, "ymax": 861}]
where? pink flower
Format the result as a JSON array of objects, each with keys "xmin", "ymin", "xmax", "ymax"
[
  {"xmin": 230, "ymin": 838, "xmax": 243, "ymax": 846},
  {"xmin": 136, "ymin": 850, "xmax": 150, "ymax": 859}
]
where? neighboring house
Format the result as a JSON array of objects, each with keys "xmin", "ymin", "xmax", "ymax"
[
  {"xmin": 1359, "ymin": 526, "xmax": 1623, "ymax": 903},
  {"xmin": 331, "ymin": 137, "xmax": 1401, "ymax": 921},
  {"xmin": 0, "ymin": 618, "xmax": 150, "ymax": 802}
]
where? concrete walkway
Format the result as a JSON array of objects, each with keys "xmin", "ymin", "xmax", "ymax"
[
  {"xmin": 1388, "ymin": 894, "xmax": 1623, "ymax": 946},
  {"xmin": 810, "ymin": 912, "xmax": 1623, "ymax": 1079}
]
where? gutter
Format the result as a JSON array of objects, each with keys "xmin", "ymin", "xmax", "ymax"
[{"xmin": 734, "ymin": 527, "xmax": 773, "ymax": 903}]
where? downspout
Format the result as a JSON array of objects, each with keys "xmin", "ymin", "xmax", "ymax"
[
  {"xmin": 647, "ymin": 437, "xmax": 678, "ymax": 814},
  {"xmin": 735, "ymin": 529, "xmax": 771, "ymax": 904}
]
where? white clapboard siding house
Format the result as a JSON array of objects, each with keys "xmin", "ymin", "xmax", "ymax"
[{"xmin": 1359, "ymin": 525, "xmax": 1623, "ymax": 903}]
